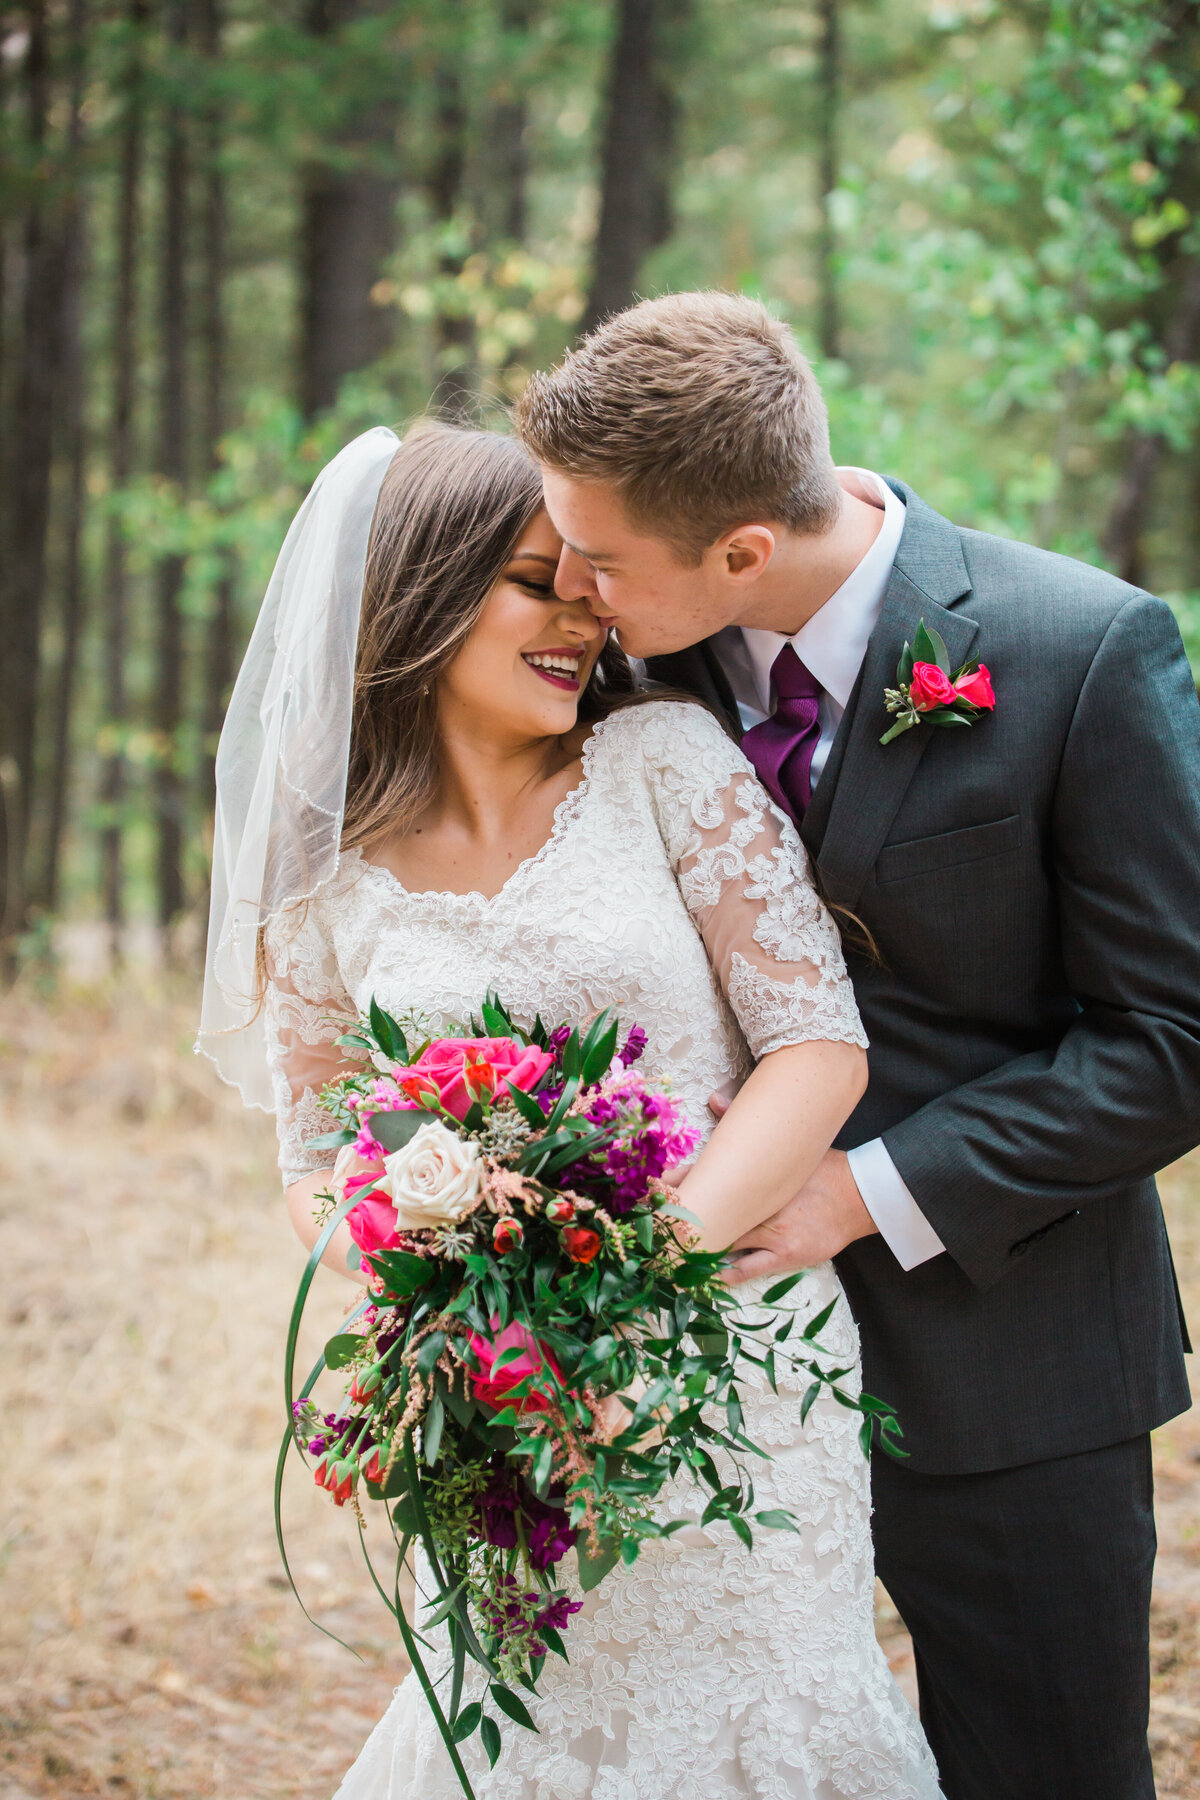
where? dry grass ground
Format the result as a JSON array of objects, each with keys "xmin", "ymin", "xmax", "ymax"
[{"xmin": 0, "ymin": 978, "xmax": 1197, "ymax": 1798}]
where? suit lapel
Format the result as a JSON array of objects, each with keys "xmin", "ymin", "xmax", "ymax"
[{"xmin": 807, "ymin": 488, "xmax": 979, "ymax": 909}]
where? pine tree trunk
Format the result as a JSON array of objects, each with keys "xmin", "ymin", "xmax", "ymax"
[
  {"xmin": 197, "ymin": 0, "xmax": 234, "ymax": 825},
  {"xmin": 489, "ymin": 0, "xmax": 531, "ymax": 244},
  {"xmin": 100, "ymin": 0, "xmax": 147, "ymax": 959},
  {"xmin": 2, "ymin": 3, "xmax": 64, "ymax": 940},
  {"xmin": 298, "ymin": 0, "xmax": 401, "ymax": 418},
  {"xmin": 1103, "ymin": 257, "xmax": 1200, "ymax": 585},
  {"xmin": 40, "ymin": 0, "xmax": 88, "ymax": 917},
  {"xmin": 582, "ymin": 0, "xmax": 682, "ymax": 334},
  {"xmin": 429, "ymin": 61, "xmax": 475, "ymax": 419},
  {"xmin": 155, "ymin": 0, "xmax": 189, "ymax": 937},
  {"xmin": 815, "ymin": 0, "xmax": 841, "ymax": 363}
]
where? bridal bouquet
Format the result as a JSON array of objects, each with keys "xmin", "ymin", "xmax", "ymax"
[{"xmin": 280, "ymin": 997, "xmax": 902, "ymax": 1798}]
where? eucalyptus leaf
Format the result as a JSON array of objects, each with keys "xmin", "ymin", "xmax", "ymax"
[
  {"xmin": 451, "ymin": 1700, "xmax": 483, "ymax": 1742},
  {"xmin": 367, "ymin": 1109, "xmax": 426, "ymax": 1154},
  {"xmin": 323, "ymin": 1332, "xmax": 361, "ymax": 1371},
  {"xmin": 576, "ymin": 1535, "xmax": 620, "ymax": 1592}
]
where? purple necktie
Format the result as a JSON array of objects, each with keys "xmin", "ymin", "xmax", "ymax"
[{"xmin": 743, "ymin": 644, "xmax": 822, "ymax": 824}]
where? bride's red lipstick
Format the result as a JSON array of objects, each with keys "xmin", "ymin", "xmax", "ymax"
[{"xmin": 522, "ymin": 647, "xmax": 585, "ymax": 692}]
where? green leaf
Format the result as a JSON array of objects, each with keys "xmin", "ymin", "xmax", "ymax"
[
  {"xmin": 632, "ymin": 1210, "xmax": 655, "ymax": 1253},
  {"xmin": 531, "ymin": 1436, "xmax": 554, "ymax": 1493},
  {"xmin": 417, "ymin": 1330, "xmax": 447, "ymax": 1375},
  {"xmin": 620, "ymin": 1538, "xmax": 640, "ymax": 1566},
  {"xmin": 506, "ymin": 1081, "xmax": 548, "ymax": 1127},
  {"xmin": 561, "ymin": 1030, "xmax": 582, "ymax": 1080},
  {"xmin": 761, "ymin": 1271, "xmax": 806, "ymax": 1305},
  {"xmin": 451, "ymin": 1700, "xmax": 482, "ymax": 1742},
  {"xmin": 754, "ymin": 1508, "xmax": 798, "ymax": 1531},
  {"xmin": 490, "ymin": 1685, "xmax": 539, "ymax": 1733},
  {"xmin": 480, "ymin": 1713, "xmax": 502, "ymax": 1767},
  {"xmin": 576, "ymin": 1535, "xmax": 620, "ymax": 1592},
  {"xmin": 538, "ymin": 1624, "xmax": 568, "ymax": 1661},
  {"xmin": 927, "ymin": 708, "xmax": 972, "ymax": 728},
  {"xmin": 580, "ymin": 1014, "xmax": 619, "ymax": 1085},
  {"xmin": 896, "ymin": 639, "xmax": 914, "ymax": 685},
  {"xmin": 306, "ymin": 1127, "xmax": 356, "ymax": 1152},
  {"xmin": 423, "ymin": 1393, "xmax": 445, "ymax": 1465},
  {"xmin": 369, "ymin": 998, "xmax": 408, "ymax": 1064},
  {"xmin": 728, "ymin": 1513, "xmax": 753, "ymax": 1550},
  {"xmin": 799, "ymin": 1379, "xmax": 822, "ymax": 1425},
  {"xmin": 366, "ymin": 1109, "xmax": 426, "ymax": 1154},
  {"xmin": 323, "ymin": 1332, "xmax": 361, "ymax": 1371},
  {"xmin": 481, "ymin": 999, "xmax": 512, "ymax": 1038},
  {"xmin": 801, "ymin": 1298, "xmax": 838, "ymax": 1341},
  {"xmin": 367, "ymin": 1249, "xmax": 436, "ymax": 1297},
  {"xmin": 422, "ymin": 1580, "xmax": 467, "ymax": 1628},
  {"xmin": 911, "ymin": 618, "xmax": 951, "ymax": 675}
]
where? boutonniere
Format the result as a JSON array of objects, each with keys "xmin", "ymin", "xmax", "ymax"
[{"xmin": 880, "ymin": 618, "xmax": 995, "ymax": 745}]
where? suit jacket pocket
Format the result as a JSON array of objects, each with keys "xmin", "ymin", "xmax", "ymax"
[{"xmin": 875, "ymin": 813, "xmax": 1022, "ymax": 885}]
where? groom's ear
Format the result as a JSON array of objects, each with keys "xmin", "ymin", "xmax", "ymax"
[{"xmin": 720, "ymin": 525, "xmax": 777, "ymax": 584}]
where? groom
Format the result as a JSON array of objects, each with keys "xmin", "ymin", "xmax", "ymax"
[{"xmin": 517, "ymin": 291, "xmax": 1200, "ymax": 1800}]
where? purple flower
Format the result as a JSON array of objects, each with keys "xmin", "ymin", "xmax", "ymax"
[
  {"xmin": 548, "ymin": 1024, "xmax": 571, "ymax": 1055},
  {"xmin": 619, "ymin": 1025, "xmax": 647, "ymax": 1067},
  {"xmin": 527, "ymin": 1503, "xmax": 576, "ymax": 1570},
  {"xmin": 535, "ymin": 1592, "xmax": 584, "ymax": 1633}
]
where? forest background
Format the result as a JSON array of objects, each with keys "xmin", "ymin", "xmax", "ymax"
[
  {"xmin": 6, "ymin": 7, "xmax": 1200, "ymax": 1797},
  {"xmin": 4, "ymin": 0, "xmax": 1200, "ymax": 958}
]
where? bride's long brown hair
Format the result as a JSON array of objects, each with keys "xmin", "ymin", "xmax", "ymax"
[{"xmin": 343, "ymin": 419, "xmax": 636, "ymax": 854}]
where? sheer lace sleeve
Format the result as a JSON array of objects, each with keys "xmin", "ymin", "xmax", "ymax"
[
  {"xmin": 261, "ymin": 898, "xmax": 362, "ymax": 1185},
  {"xmin": 634, "ymin": 702, "xmax": 868, "ymax": 1058}
]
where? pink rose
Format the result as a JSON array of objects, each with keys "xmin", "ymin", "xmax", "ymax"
[
  {"xmin": 952, "ymin": 663, "xmax": 995, "ymax": 710},
  {"xmin": 468, "ymin": 1319, "xmax": 564, "ymax": 1414},
  {"xmin": 406, "ymin": 1037, "xmax": 554, "ymax": 1120},
  {"xmin": 908, "ymin": 662, "xmax": 957, "ymax": 711},
  {"xmin": 346, "ymin": 1188, "xmax": 406, "ymax": 1259}
]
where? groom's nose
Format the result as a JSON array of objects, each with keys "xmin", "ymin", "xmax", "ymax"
[{"xmin": 555, "ymin": 543, "xmax": 600, "ymax": 605}]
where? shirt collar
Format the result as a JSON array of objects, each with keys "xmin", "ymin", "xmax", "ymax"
[{"xmin": 740, "ymin": 468, "xmax": 906, "ymax": 713}]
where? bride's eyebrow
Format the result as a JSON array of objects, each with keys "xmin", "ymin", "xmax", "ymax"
[{"xmin": 508, "ymin": 552, "xmax": 558, "ymax": 568}]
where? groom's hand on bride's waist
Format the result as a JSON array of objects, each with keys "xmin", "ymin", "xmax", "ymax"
[{"xmin": 723, "ymin": 1150, "xmax": 879, "ymax": 1286}]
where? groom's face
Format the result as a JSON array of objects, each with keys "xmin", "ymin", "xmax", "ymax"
[{"xmin": 541, "ymin": 469, "xmax": 747, "ymax": 660}]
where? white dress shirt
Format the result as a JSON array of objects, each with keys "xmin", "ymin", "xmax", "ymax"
[{"xmin": 712, "ymin": 468, "xmax": 946, "ymax": 1272}]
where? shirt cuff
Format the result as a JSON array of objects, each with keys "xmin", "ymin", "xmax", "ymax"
[{"xmin": 846, "ymin": 1138, "xmax": 946, "ymax": 1270}]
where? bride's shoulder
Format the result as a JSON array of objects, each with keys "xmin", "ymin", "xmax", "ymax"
[{"xmin": 588, "ymin": 696, "xmax": 743, "ymax": 775}]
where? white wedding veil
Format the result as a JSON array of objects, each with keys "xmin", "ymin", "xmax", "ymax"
[{"xmin": 196, "ymin": 425, "xmax": 400, "ymax": 1109}]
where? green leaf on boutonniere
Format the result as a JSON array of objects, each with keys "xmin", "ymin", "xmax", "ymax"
[
  {"xmin": 911, "ymin": 618, "xmax": 951, "ymax": 675},
  {"xmin": 927, "ymin": 709, "xmax": 972, "ymax": 728},
  {"xmin": 896, "ymin": 639, "xmax": 914, "ymax": 686}
]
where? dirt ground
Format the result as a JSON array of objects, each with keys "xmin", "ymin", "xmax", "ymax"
[{"xmin": 1, "ymin": 978, "xmax": 1197, "ymax": 1798}]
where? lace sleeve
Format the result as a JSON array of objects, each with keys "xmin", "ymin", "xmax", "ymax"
[
  {"xmin": 261, "ymin": 898, "xmax": 362, "ymax": 1185},
  {"xmin": 636, "ymin": 702, "xmax": 868, "ymax": 1058}
]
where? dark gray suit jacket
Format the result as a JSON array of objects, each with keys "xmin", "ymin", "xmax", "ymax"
[{"xmin": 648, "ymin": 483, "xmax": 1196, "ymax": 1474}]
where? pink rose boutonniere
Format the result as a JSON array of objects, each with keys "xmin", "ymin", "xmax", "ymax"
[{"xmin": 881, "ymin": 618, "xmax": 996, "ymax": 745}]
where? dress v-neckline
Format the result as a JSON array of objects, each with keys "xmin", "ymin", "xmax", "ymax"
[{"xmin": 341, "ymin": 717, "xmax": 610, "ymax": 910}]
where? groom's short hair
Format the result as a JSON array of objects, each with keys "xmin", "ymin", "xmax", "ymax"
[{"xmin": 516, "ymin": 291, "xmax": 841, "ymax": 562}]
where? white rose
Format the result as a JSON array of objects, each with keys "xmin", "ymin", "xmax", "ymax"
[{"xmin": 379, "ymin": 1121, "xmax": 483, "ymax": 1230}]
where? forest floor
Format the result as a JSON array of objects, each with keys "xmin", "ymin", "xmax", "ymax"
[{"xmin": 0, "ymin": 975, "xmax": 1198, "ymax": 1799}]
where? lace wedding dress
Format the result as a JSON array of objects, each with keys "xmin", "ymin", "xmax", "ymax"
[{"xmin": 264, "ymin": 700, "xmax": 940, "ymax": 1800}]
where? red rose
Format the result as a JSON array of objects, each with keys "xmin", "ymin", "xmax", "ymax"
[
  {"xmin": 545, "ymin": 1196, "xmax": 576, "ymax": 1224},
  {"xmin": 562, "ymin": 1226, "xmax": 602, "ymax": 1264},
  {"xmin": 468, "ymin": 1319, "xmax": 564, "ymax": 1412},
  {"xmin": 493, "ymin": 1216, "xmax": 524, "ymax": 1253},
  {"xmin": 953, "ymin": 663, "xmax": 995, "ymax": 710},
  {"xmin": 404, "ymin": 1037, "xmax": 554, "ymax": 1120},
  {"xmin": 908, "ymin": 662, "xmax": 957, "ymax": 711}
]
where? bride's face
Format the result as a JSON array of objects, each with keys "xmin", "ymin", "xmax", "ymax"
[{"xmin": 439, "ymin": 509, "xmax": 606, "ymax": 741}]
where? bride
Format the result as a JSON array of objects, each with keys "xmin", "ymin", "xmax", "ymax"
[{"xmin": 199, "ymin": 422, "xmax": 939, "ymax": 1799}]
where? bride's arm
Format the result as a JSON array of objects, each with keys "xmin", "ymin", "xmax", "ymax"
[
  {"xmin": 674, "ymin": 1038, "xmax": 866, "ymax": 1253},
  {"xmin": 639, "ymin": 702, "xmax": 871, "ymax": 1258},
  {"xmin": 263, "ymin": 904, "xmax": 367, "ymax": 1280}
]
